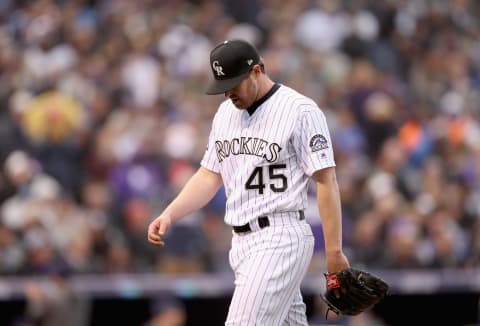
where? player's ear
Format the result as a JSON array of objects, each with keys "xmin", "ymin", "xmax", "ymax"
[
  {"xmin": 252, "ymin": 63, "xmax": 263, "ymax": 74},
  {"xmin": 259, "ymin": 62, "xmax": 265, "ymax": 73}
]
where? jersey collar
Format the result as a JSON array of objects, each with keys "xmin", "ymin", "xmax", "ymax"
[{"xmin": 246, "ymin": 83, "xmax": 281, "ymax": 116}]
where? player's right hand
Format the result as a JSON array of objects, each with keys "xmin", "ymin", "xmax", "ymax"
[{"xmin": 147, "ymin": 214, "xmax": 172, "ymax": 247}]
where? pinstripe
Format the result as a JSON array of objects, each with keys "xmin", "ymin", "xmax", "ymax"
[
  {"xmin": 225, "ymin": 109, "xmax": 237, "ymax": 188},
  {"xmin": 271, "ymin": 96, "xmax": 292, "ymax": 206},
  {"xmin": 255, "ymin": 224, "xmax": 287, "ymax": 324},
  {"xmin": 268, "ymin": 225, "xmax": 293, "ymax": 326},
  {"xmin": 244, "ymin": 101, "xmax": 270, "ymax": 224},
  {"xmin": 284, "ymin": 290, "xmax": 307, "ymax": 326},
  {"xmin": 287, "ymin": 225, "xmax": 312, "ymax": 325},
  {"xmin": 274, "ymin": 227, "xmax": 300, "ymax": 325},
  {"xmin": 244, "ymin": 235, "xmax": 282, "ymax": 325},
  {"xmin": 273, "ymin": 224, "xmax": 311, "ymax": 326}
]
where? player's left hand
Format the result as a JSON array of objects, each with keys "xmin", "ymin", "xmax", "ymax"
[
  {"xmin": 147, "ymin": 214, "xmax": 172, "ymax": 247},
  {"xmin": 326, "ymin": 250, "xmax": 350, "ymax": 273},
  {"xmin": 321, "ymin": 267, "xmax": 389, "ymax": 316}
]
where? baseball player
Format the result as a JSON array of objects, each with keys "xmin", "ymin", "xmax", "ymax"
[{"xmin": 148, "ymin": 39, "xmax": 350, "ymax": 325}]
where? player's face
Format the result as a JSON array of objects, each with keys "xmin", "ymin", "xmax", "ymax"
[{"xmin": 224, "ymin": 68, "xmax": 260, "ymax": 109}]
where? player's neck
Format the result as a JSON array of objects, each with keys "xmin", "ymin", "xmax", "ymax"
[
  {"xmin": 256, "ymin": 76, "xmax": 275, "ymax": 101},
  {"xmin": 246, "ymin": 81, "xmax": 280, "ymax": 116}
]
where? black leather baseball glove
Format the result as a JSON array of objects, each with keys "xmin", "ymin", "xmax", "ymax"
[{"xmin": 322, "ymin": 267, "xmax": 389, "ymax": 316}]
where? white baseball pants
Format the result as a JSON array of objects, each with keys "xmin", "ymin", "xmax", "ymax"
[{"xmin": 226, "ymin": 212, "xmax": 314, "ymax": 326}]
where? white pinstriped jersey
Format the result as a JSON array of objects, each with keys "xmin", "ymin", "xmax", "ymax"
[{"xmin": 201, "ymin": 84, "xmax": 335, "ymax": 226}]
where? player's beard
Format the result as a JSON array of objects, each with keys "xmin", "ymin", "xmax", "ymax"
[{"xmin": 230, "ymin": 97, "xmax": 243, "ymax": 108}]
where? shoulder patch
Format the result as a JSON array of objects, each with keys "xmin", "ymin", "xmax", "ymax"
[{"xmin": 309, "ymin": 134, "xmax": 329, "ymax": 152}]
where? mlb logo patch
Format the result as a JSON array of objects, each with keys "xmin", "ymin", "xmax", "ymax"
[{"xmin": 309, "ymin": 134, "xmax": 329, "ymax": 152}]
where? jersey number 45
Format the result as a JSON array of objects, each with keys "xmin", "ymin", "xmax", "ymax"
[{"xmin": 245, "ymin": 164, "xmax": 288, "ymax": 194}]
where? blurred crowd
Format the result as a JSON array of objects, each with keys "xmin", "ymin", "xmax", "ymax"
[{"xmin": 0, "ymin": 0, "xmax": 479, "ymax": 279}]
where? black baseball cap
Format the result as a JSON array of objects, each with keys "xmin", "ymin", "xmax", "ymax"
[{"xmin": 206, "ymin": 40, "xmax": 260, "ymax": 95}]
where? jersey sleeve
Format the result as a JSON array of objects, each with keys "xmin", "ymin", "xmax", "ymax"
[
  {"xmin": 292, "ymin": 104, "xmax": 336, "ymax": 176},
  {"xmin": 200, "ymin": 119, "xmax": 221, "ymax": 173}
]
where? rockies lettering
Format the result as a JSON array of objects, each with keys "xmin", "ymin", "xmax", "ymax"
[{"xmin": 214, "ymin": 137, "xmax": 281, "ymax": 163}]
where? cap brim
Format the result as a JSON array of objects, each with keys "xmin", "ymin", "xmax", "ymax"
[{"xmin": 205, "ymin": 71, "xmax": 250, "ymax": 95}]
